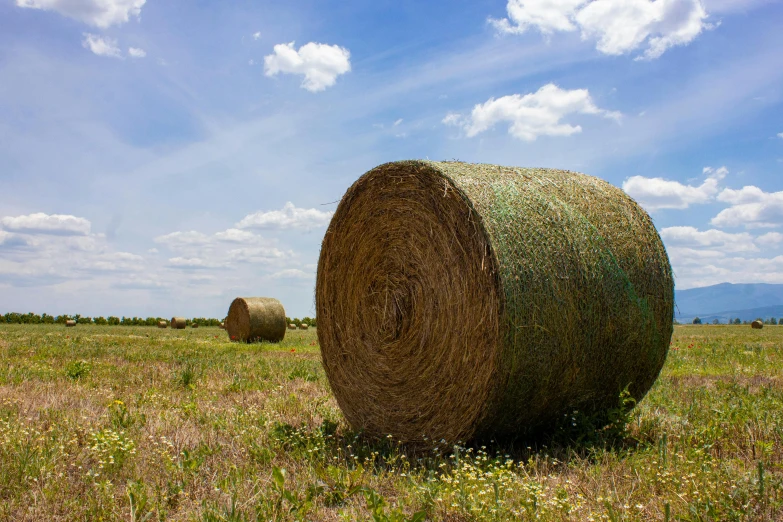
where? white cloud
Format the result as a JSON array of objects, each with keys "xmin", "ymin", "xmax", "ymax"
[
  {"xmin": 236, "ymin": 202, "xmax": 333, "ymax": 230},
  {"xmin": 660, "ymin": 226, "xmax": 758, "ymax": 253},
  {"xmin": 253, "ymin": 31, "xmax": 261, "ymax": 40},
  {"xmin": 154, "ymin": 230, "xmax": 210, "ymax": 248},
  {"xmin": 82, "ymin": 33, "xmax": 122, "ymax": 58},
  {"xmin": 17, "ymin": 0, "xmax": 146, "ymax": 28},
  {"xmin": 622, "ymin": 166, "xmax": 727, "ymax": 211},
  {"xmin": 167, "ymin": 257, "xmax": 225, "ymax": 269},
  {"xmin": 778, "ymin": 132, "xmax": 783, "ymax": 139},
  {"xmin": 271, "ymin": 268, "xmax": 313, "ymax": 280},
  {"xmin": 228, "ymin": 247, "xmax": 291, "ymax": 264},
  {"xmin": 0, "ymin": 212, "xmax": 91, "ymax": 235},
  {"xmin": 128, "ymin": 47, "xmax": 146, "ymax": 58},
  {"xmin": 448, "ymin": 83, "xmax": 620, "ymax": 141},
  {"xmin": 490, "ymin": 0, "xmax": 709, "ymax": 60},
  {"xmin": 756, "ymin": 232, "xmax": 783, "ymax": 247},
  {"xmin": 711, "ymin": 186, "xmax": 783, "ymax": 228},
  {"xmin": 264, "ymin": 41, "xmax": 351, "ymax": 92},
  {"xmin": 393, "ymin": 118, "xmax": 403, "ymax": 126}
]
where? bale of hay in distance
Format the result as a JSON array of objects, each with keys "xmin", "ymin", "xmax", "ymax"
[
  {"xmin": 170, "ymin": 317, "xmax": 187, "ymax": 330},
  {"xmin": 316, "ymin": 160, "xmax": 674, "ymax": 444},
  {"xmin": 65, "ymin": 320, "xmax": 76, "ymax": 327},
  {"xmin": 288, "ymin": 323, "xmax": 296, "ymax": 330},
  {"xmin": 299, "ymin": 323, "xmax": 309, "ymax": 330},
  {"xmin": 751, "ymin": 320, "xmax": 763, "ymax": 329},
  {"xmin": 219, "ymin": 322, "xmax": 225, "ymax": 329},
  {"xmin": 225, "ymin": 297, "xmax": 286, "ymax": 343},
  {"xmin": 158, "ymin": 320, "xmax": 167, "ymax": 329},
  {"xmin": 191, "ymin": 322, "xmax": 199, "ymax": 329}
]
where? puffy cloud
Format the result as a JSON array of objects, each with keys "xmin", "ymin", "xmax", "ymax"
[
  {"xmin": 228, "ymin": 247, "xmax": 291, "ymax": 264},
  {"xmin": 756, "ymin": 232, "xmax": 783, "ymax": 247},
  {"xmin": 154, "ymin": 231, "xmax": 210, "ymax": 248},
  {"xmin": 271, "ymin": 268, "xmax": 313, "ymax": 280},
  {"xmin": 82, "ymin": 33, "xmax": 122, "ymax": 58},
  {"xmin": 264, "ymin": 41, "xmax": 351, "ymax": 92},
  {"xmin": 711, "ymin": 186, "xmax": 783, "ymax": 228},
  {"xmin": 622, "ymin": 166, "xmax": 727, "ymax": 211},
  {"xmin": 447, "ymin": 83, "xmax": 619, "ymax": 141},
  {"xmin": 490, "ymin": 0, "xmax": 709, "ymax": 59},
  {"xmin": 252, "ymin": 31, "xmax": 261, "ymax": 40},
  {"xmin": 17, "ymin": 0, "xmax": 145, "ymax": 28},
  {"xmin": 128, "ymin": 47, "xmax": 146, "ymax": 58},
  {"xmin": 236, "ymin": 202, "xmax": 333, "ymax": 230},
  {"xmin": 0, "ymin": 231, "xmax": 30, "ymax": 248},
  {"xmin": 778, "ymin": 132, "xmax": 783, "ymax": 139},
  {"xmin": 167, "ymin": 257, "xmax": 226, "ymax": 269},
  {"xmin": 660, "ymin": 226, "xmax": 758, "ymax": 253},
  {"xmin": 0, "ymin": 212, "xmax": 91, "ymax": 235}
]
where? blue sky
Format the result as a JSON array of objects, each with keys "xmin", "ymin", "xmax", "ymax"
[{"xmin": 1, "ymin": 0, "xmax": 782, "ymax": 319}]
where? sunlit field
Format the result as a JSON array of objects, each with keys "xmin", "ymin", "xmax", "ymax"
[{"xmin": 0, "ymin": 324, "xmax": 781, "ymax": 521}]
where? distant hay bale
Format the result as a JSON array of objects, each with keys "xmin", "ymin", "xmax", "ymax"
[
  {"xmin": 170, "ymin": 317, "xmax": 187, "ymax": 330},
  {"xmin": 65, "ymin": 320, "xmax": 76, "ymax": 327},
  {"xmin": 158, "ymin": 320, "xmax": 167, "ymax": 329},
  {"xmin": 751, "ymin": 320, "xmax": 764, "ymax": 329},
  {"xmin": 191, "ymin": 323, "xmax": 199, "ymax": 329},
  {"xmin": 288, "ymin": 323, "xmax": 296, "ymax": 330},
  {"xmin": 299, "ymin": 323, "xmax": 309, "ymax": 330},
  {"xmin": 225, "ymin": 297, "xmax": 286, "ymax": 343},
  {"xmin": 316, "ymin": 160, "xmax": 674, "ymax": 444},
  {"xmin": 219, "ymin": 322, "xmax": 225, "ymax": 329}
]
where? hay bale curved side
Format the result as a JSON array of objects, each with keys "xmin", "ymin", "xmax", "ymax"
[
  {"xmin": 225, "ymin": 297, "xmax": 286, "ymax": 343},
  {"xmin": 171, "ymin": 317, "xmax": 187, "ymax": 330},
  {"xmin": 751, "ymin": 320, "xmax": 763, "ymax": 329},
  {"xmin": 65, "ymin": 320, "xmax": 76, "ymax": 327},
  {"xmin": 316, "ymin": 160, "xmax": 674, "ymax": 444},
  {"xmin": 299, "ymin": 323, "xmax": 309, "ymax": 330},
  {"xmin": 158, "ymin": 320, "xmax": 168, "ymax": 329},
  {"xmin": 288, "ymin": 323, "xmax": 296, "ymax": 330}
]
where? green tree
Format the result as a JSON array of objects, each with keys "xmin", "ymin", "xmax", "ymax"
[{"xmin": 692, "ymin": 317, "xmax": 702, "ymax": 325}]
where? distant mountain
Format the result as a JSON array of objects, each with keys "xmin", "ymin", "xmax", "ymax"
[
  {"xmin": 674, "ymin": 283, "xmax": 783, "ymax": 319},
  {"xmin": 692, "ymin": 305, "xmax": 783, "ymax": 324}
]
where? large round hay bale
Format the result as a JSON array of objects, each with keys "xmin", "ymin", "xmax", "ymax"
[
  {"xmin": 65, "ymin": 320, "xmax": 76, "ymax": 327},
  {"xmin": 225, "ymin": 297, "xmax": 286, "ymax": 343},
  {"xmin": 158, "ymin": 320, "xmax": 168, "ymax": 329},
  {"xmin": 751, "ymin": 320, "xmax": 763, "ymax": 329},
  {"xmin": 316, "ymin": 160, "xmax": 674, "ymax": 444},
  {"xmin": 299, "ymin": 323, "xmax": 309, "ymax": 330},
  {"xmin": 170, "ymin": 317, "xmax": 187, "ymax": 330}
]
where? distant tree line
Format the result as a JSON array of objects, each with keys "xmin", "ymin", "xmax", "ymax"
[
  {"xmin": 690, "ymin": 317, "xmax": 780, "ymax": 325},
  {"xmin": 2, "ymin": 312, "xmax": 317, "ymax": 327}
]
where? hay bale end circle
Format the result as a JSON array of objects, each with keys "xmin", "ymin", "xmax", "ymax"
[
  {"xmin": 316, "ymin": 160, "xmax": 674, "ymax": 444},
  {"xmin": 751, "ymin": 320, "xmax": 764, "ymax": 329},
  {"xmin": 225, "ymin": 297, "xmax": 286, "ymax": 343}
]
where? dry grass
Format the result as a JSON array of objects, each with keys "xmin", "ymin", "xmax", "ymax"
[{"xmin": 0, "ymin": 324, "xmax": 781, "ymax": 521}]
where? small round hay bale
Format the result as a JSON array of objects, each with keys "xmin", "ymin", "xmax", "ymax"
[
  {"xmin": 316, "ymin": 160, "xmax": 674, "ymax": 444},
  {"xmin": 170, "ymin": 317, "xmax": 187, "ymax": 330},
  {"xmin": 65, "ymin": 320, "xmax": 76, "ymax": 327},
  {"xmin": 219, "ymin": 322, "xmax": 225, "ymax": 329},
  {"xmin": 191, "ymin": 323, "xmax": 199, "ymax": 329},
  {"xmin": 751, "ymin": 320, "xmax": 764, "ymax": 329},
  {"xmin": 225, "ymin": 297, "xmax": 286, "ymax": 343},
  {"xmin": 288, "ymin": 323, "xmax": 297, "ymax": 330},
  {"xmin": 158, "ymin": 320, "xmax": 168, "ymax": 329},
  {"xmin": 299, "ymin": 323, "xmax": 309, "ymax": 330}
]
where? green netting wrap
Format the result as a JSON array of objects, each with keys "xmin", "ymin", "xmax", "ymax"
[{"xmin": 316, "ymin": 160, "xmax": 674, "ymax": 444}]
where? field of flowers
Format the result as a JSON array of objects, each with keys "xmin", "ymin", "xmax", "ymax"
[{"xmin": 0, "ymin": 324, "xmax": 781, "ymax": 521}]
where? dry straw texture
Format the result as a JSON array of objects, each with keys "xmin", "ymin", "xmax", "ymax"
[
  {"xmin": 225, "ymin": 297, "xmax": 286, "ymax": 343},
  {"xmin": 752, "ymin": 320, "xmax": 764, "ymax": 329},
  {"xmin": 65, "ymin": 320, "xmax": 76, "ymax": 327},
  {"xmin": 170, "ymin": 317, "xmax": 187, "ymax": 330},
  {"xmin": 316, "ymin": 160, "xmax": 674, "ymax": 444},
  {"xmin": 158, "ymin": 320, "xmax": 167, "ymax": 329}
]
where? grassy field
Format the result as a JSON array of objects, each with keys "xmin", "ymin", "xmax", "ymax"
[{"xmin": 0, "ymin": 324, "xmax": 781, "ymax": 521}]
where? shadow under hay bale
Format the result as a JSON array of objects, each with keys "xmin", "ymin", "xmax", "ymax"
[
  {"xmin": 170, "ymin": 317, "xmax": 187, "ymax": 330},
  {"xmin": 65, "ymin": 320, "xmax": 76, "ymax": 327},
  {"xmin": 225, "ymin": 297, "xmax": 286, "ymax": 343},
  {"xmin": 751, "ymin": 320, "xmax": 764, "ymax": 329},
  {"xmin": 316, "ymin": 160, "xmax": 674, "ymax": 445},
  {"xmin": 158, "ymin": 320, "xmax": 167, "ymax": 329}
]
